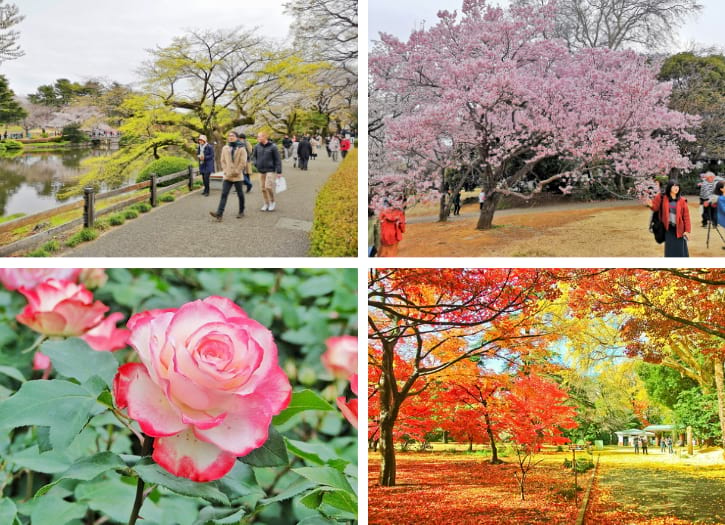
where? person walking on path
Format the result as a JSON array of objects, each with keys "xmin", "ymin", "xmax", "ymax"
[
  {"xmin": 238, "ymin": 132, "xmax": 254, "ymax": 193},
  {"xmin": 647, "ymin": 180, "xmax": 691, "ymax": 257},
  {"xmin": 297, "ymin": 136, "xmax": 313, "ymax": 170},
  {"xmin": 197, "ymin": 134, "xmax": 214, "ymax": 196},
  {"xmin": 453, "ymin": 191, "xmax": 461, "ymax": 216},
  {"xmin": 282, "ymin": 135, "xmax": 293, "ymax": 159},
  {"xmin": 209, "ymin": 131, "xmax": 247, "ymax": 222},
  {"xmin": 378, "ymin": 200, "xmax": 406, "ymax": 257},
  {"xmin": 291, "ymin": 136, "xmax": 299, "ymax": 168},
  {"xmin": 252, "ymin": 132, "xmax": 282, "ymax": 212},
  {"xmin": 340, "ymin": 136, "xmax": 351, "ymax": 159},
  {"xmin": 329, "ymin": 135, "xmax": 340, "ymax": 161}
]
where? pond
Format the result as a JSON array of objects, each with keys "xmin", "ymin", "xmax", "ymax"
[{"xmin": 0, "ymin": 147, "xmax": 116, "ymax": 219}]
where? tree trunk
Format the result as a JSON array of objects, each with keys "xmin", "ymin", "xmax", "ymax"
[
  {"xmin": 483, "ymin": 403, "xmax": 502, "ymax": 464},
  {"xmin": 476, "ymin": 192, "xmax": 502, "ymax": 230},
  {"xmin": 443, "ymin": 430, "xmax": 449, "ymax": 444},
  {"xmin": 438, "ymin": 191, "xmax": 449, "ymax": 222},
  {"xmin": 712, "ymin": 357, "xmax": 725, "ymax": 458},
  {"xmin": 378, "ymin": 340, "xmax": 399, "ymax": 486},
  {"xmin": 379, "ymin": 415, "xmax": 397, "ymax": 486},
  {"xmin": 468, "ymin": 438, "xmax": 473, "ymax": 452}
]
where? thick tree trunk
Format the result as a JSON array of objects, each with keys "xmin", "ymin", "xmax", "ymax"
[
  {"xmin": 379, "ymin": 415, "xmax": 397, "ymax": 486},
  {"xmin": 438, "ymin": 191, "xmax": 449, "ymax": 222},
  {"xmin": 476, "ymin": 192, "xmax": 502, "ymax": 230},
  {"xmin": 483, "ymin": 406, "xmax": 502, "ymax": 464},
  {"xmin": 378, "ymin": 340, "xmax": 400, "ymax": 486},
  {"xmin": 711, "ymin": 357, "xmax": 725, "ymax": 458},
  {"xmin": 468, "ymin": 438, "xmax": 473, "ymax": 452}
]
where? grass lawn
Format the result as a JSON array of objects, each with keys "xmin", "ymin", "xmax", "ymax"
[
  {"xmin": 397, "ymin": 198, "xmax": 724, "ymax": 257},
  {"xmin": 368, "ymin": 449, "xmax": 583, "ymax": 525}
]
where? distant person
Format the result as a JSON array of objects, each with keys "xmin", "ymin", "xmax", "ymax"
[
  {"xmin": 282, "ymin": 135, "xmax": 293, "ymax": 159},
  {"xmin": 291, "ymin": 136, "xmax": 299, "ymax": 168},
  {"xmin": 252, "ymin": 131, "xmax": 282, "ymax": 212},
  {"xmin": 340, "ymin": 136, "xmax": 351, "ymax": 159},
  {"xmin": 311, "ymin": 135, "xmax": 320, "ymax": 159},
  {"xmin": 197, "ymin": 134, "xmax": 214, "ymax": 196},
  {"xmin": 647, "ymin": 180, "xmax": 691, "ymax": 257},
  {"xmin": 667, "ymin": 437, "xmax": 674, "ymax": 454},
  {"xmin": 378, "ymin": 200, "xmax": 406, "ymax": 257},
  {"xmin": 699, "ymin": 172, "xmax": 717, "ymax": 227},
  {"xmin": 368, "ymin": 207, "xmax": 381, "ymax": 256},
  {"xmin": 238, "ymin": 133, "xmax": 254, "ymax": 193},
  {"xmin": 660, "ymin": 438, "xmax": 666, "ymax": 453},
  {"xmin": 329, "ymin": 135, "xmax": 340, "ymax": 161},
  {"xmin": 209, "ymin": 131, "xmax": 246, "ymax": 222},
  {"xmin": 633, "ymin": 437, "xmax": 639, "ymax": 454},
  {"xmin": 453, "ymin": 191, "xmax": 461, "ymax": 216},
  {"xmin": 325, "ymin": 136, "xmax": 332, "ymax": 158},
  {"xmin": 478, "ymin": 189, "xmax": 486, "ymax": 210},
  {"xmin": 641, "ymin": 438, "xmax": 648, "ymax": 455},
  {"xmin": 297, "ymin": 136, "xmax": 313, "ymax": 171},
  {"xmin": 713, "ymin": 181, "xmax": 725, "ymax": 227}
]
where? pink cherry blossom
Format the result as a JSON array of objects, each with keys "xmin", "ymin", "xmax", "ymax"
[
  {"xmin": 0, "ymin": 269, "xmax": 81, "ymax": 291},
  {"xmin": 81, "ymin": 312, "xmax": 130, "ymax": 352},
  {"xmin": 113, "ymin": 296, "xmax": 292, "ymax": 482},
  {"xmin": 321, "ymin": 335, "xmax": 358, "ymax": 379},
  {"xmin": 16, "ymin": 279, "xmax": 108, "ymax": 337}
]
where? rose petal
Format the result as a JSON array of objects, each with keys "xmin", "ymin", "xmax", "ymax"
[
  {"xmin": 337, "ymin": 397, "xmax": 358, "ymax": 429},
  {"xmin": 82, "ymin": 312, "xmax": 130, "ymax": 351},
  {"xmin": 113, "ymin": 363, "xmax": 186, "ymax": 437},
  {"xmin": 201, "ymin": 296, "xmax": 249, "ymax": 320},
  {"xmin": 194, "ymin": 396, "xmax": 271, "ymax": 456},
  {"xmin": 153, "ymin": 429, "xmax": 236, "ymax": 482}
]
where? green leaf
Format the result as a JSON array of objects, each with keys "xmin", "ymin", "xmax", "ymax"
[
  {"xmin": 321, "ymin": 488, "xmax": 358, "ymax": 516},
  {"xmin": 0, "ymin": 379, "xmax": 100, "ymax": 449},
  {"xmin": 0, "ymin": 498, "xmax": 17, "ymax": 525},
  {"xmin": 297, "ymin": 516, "xmax": 336, "ymax": 525},
  {"xmin": 8, "ymin": 446, "xmax": 71, "ymax": 474},
  {"xmin": 259, "ymin": 478, "xmax": 315, "ymax": 505},
  {"xmin": 240, "ymin": 427, "xmax": 289, "ymax": 467},
  {"xmin": 298, "ymin": 276, "xmax": 336, "ymax": 298},
  {"xmin": 194, "ymin": 506, "xmax": 246, "ymax": 525},
  {"xmin": 291, "ymin": 467, "xmax": 354, "ymax": 492},
  {"xmin": 41, "ymin": 338, "xmax": 119, "ymax": 387},
  {"xmin": 273, "ymin": 389, "xmax": 334, "ymax": 426},
  {"xmin": 134, "ymin": 460, "xmax": 230, "ymax": 506},
  {"xmin": 0, "ymin": 365, "xmax": 25, "ymax": 383},
  {"xmin": 30, "ymin": 493, "xmax": 86, "ymax": 525},
  {"xmin": 285, "ymin": 439, "xmax": 326, "ymax": 465},
  {"xmin": 299, "ymin": 489, "xmax": 323, "ymax": 509},
  {"xmin": 35, "ymin": 452, "xmax": 126, "ymax": 498}
]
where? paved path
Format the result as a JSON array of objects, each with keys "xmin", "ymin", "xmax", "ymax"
[{"xmin": 66, "ymin": 153, "xmax": 340, "ymax": 257}]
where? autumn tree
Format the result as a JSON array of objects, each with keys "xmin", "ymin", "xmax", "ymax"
[
  {"xmin": 369, "ymin": 0, "xmax": 695, "ymax": 229},
  {"xmin": 368, "ymin": 268, "xmax": 556, "ymax": 486}
]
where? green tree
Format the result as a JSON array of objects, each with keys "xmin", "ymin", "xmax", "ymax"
[
  {"xmin": 0, "ymin": 75, "xmax": 26, "ymax": 126},
  {"xmin": 674, "ymin": 388, "xmax": 722, "ymax": 445},
  {"xmin": 637, "ymin": 362, "xmax": 700, "ymax": 409},
  {"xmin": 0, "ymin": 0, "xmax": 23, "ymax": 63},
  {"xmin": 61, "ymin": 123, "xmax": 89, "ymax": 144}
]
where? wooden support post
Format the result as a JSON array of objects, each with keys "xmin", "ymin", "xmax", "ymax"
[
  {"xmin": 687, "ymin": 426, "xmax": 693, "ymax": 455},
  {"xmin": 83, "ymin": 187, "xmax": 95, "ymax": 228},
  {"xmin": 188, "ymin": 166, "xmax": 194, "ymax": 191},
  {"xmin": 150, "ymin": 173, "xmax": 158, "ymax": 207}
]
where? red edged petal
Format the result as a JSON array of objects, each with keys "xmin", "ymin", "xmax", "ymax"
[
  {"xmin": 153, "ymin": 429, "xmax": 236, "ymax": 482},
  {"xmin": 337, "ymin": 397, "xmax": 358, "ymax": 429},
  {"xmin": 193, "ymin": 396, "xmax": 271, "ymax": 456}
]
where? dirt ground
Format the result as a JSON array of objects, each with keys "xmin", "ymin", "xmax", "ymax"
[{"xmin": 396, "ymin": 199, "xmax": 725, "ymax": 258}]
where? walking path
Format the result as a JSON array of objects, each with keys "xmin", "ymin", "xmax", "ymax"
[{"xmin": 66, "ymin": 153, "xmax": 339, "ymax": 257}]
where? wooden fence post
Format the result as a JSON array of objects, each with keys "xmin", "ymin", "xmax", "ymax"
[
  {"xmin": 83, "ymin": 187, "xmax": 95, "ymax": 228},
  {"xmin": 188, "ymin": 166, "xmax": 194, "ymax": 191},
  {"xmin": 150, "ymin": 173, "xmax": 158, "ymax": 207}
]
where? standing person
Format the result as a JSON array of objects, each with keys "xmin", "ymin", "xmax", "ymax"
[
  {"xmin": 368, "ymin": 206, "xmax": 381, "ymax": 256},
  {"xmin": 297, "ymin": 136, "xmax": 313, "ymax": 170},
  {"xmin": 647, "ymin": 180, "xmax": 691, "ymax": 257},
  {"xmin": 291, "ymin": 136, "xmax": 299, "ymax": 168},
  {"xmin": 238, "ymin": 133, "xmax": 254, "ymax": 193},
  {"xmin": 282, "ymin": 135, "xmax": 293, "ymax": 159},
  {"xmin": 340, "ymin": 136, "xmax": 351, "ymax": 159},
  {"xmin": 209, "ymin": 131, "xmax": 246, "ymax": 221},
  {"xmin": 252, "ymin": 132, "xmax": 282, "ymax": 212},
  {"xmin": 453, "ymin": 191, "xmax": 461, "ymax": 216},
  {"xmin": 660, "ymin": 437, "xmax": 666, "ymax": 453},
  {"xmin": 313, "ymin": 134, "xmax": 322, "ymax": 159},
  {"xmin": 667, "ymin": 437, "xmax": 674, "ymax": 454},
  {"xmin": 478, "ymin": 189, "xmax": 486, "ymax": 210},
  {"xmin": 197, "ymin": 134, "xmax": 214, "ymax": 196},
  {"xmin": 329, "ymin": 135, "xmax": 340, "ymax": 161},
  {"xmin": 633, "ymin": 437, "xmax": 639, "ymax": 454},
  {"xmin": 641, "ymin": 437, "xmax": 648, "ymax": 455},
  {"xmin": 699, "ymin": 172, "xmax": 717, "ymax": 227},
  {"xmin": 324, "ymin": 135, "xmax": 332, "ymax": 158},
  {"xmin": 378, "ymin": 200, "xmax": 406, "ymax": 257}
]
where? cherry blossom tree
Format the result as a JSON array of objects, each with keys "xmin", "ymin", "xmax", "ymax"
[{"xmin": 369, "ymin": 0, "xmax": 697, "ymax": 229}]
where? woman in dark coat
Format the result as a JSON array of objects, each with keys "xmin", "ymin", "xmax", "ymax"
[
  {"xmin": 197, "ymin": 134, "xmax": 215, "ymax": 196},
  {"xmin": 648, "ymin": 180, "xmax": 691, "ymax": 257},
  {"xmin": 297, "ymin": 137, "xmax": 313, "ymax": 171}
]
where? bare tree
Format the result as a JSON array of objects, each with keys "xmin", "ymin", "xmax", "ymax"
[
  {"xmin": 0, "ymin": 0, "xmax": 23, "ymax": 63},
  {"xmin": 285, "ymin": 0, "xmax": 358, "ymax": 75},
  {"xmin": 515, "ymin": 0, "xmax": 703, "ymax": 51}
]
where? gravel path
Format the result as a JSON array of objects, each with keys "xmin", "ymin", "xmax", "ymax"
[{"xmin": 66, "ymin": 153, "xmax": 339, "ymax": 257}]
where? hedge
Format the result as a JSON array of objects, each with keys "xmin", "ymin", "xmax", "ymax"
[
  {"xmin": 136, "ymin": 156, "xmax": 194, "ymax": 183},
  {"xmin": 308, "ymin": 148, "xmax": 357, "ymax": 256}
]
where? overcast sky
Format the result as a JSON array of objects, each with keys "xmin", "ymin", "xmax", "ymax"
[
  {"xmin": 2, "ymin": 0, "xmax": 294, "ymax": 96},
  {"xmin": 369, "ymin": 0, "xmax": 725, "ymax": 52}
]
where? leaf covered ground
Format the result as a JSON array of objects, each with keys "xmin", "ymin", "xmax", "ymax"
[{"xmin": 368, "ymin": 451, "xmax": 581, "ymax": 525}]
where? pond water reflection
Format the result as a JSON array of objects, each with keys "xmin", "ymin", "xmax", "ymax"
[{"xmin": 0, "ymin": 148, "xmax": 115, "ymax": 218}]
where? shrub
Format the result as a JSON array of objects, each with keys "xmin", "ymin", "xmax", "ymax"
[
  {"xmin": 41, "ymin": 239, "xmax": 60, "ymax": 253},
  {"xmin": 124, "ymin": 209, "xmax": 139, "ymax": 220},
  {"xmin": 3, "ymin": 139, "xmax": 23, "ymax": 150},
  {"xmin": 309, "ymin": 148, "xmax": 357, "ymax": 256},
  {"xmin": 108, "ymin": 214, "xmax": 125, "ymax": 226},
  {"xmin": 136, "ymin": 156, "xmax": 194, "ymax": 183},
  {"xmin": 133, "ymin": 202, "xmax": 152, "ymax": 213},
  {"xmin": 65, "ymin": 228, "xmax": 98, "ymax": 247},
  {"xmin": 159, "ymin": 193, "xmax": 175, "ymax": 202},
  {"xmin": 61, "ymin": 123, "xmax": 89, "ymax": 144},
  {"xmin": 563, "ymin": 457, "xmax": 594, "ymax": 473}
]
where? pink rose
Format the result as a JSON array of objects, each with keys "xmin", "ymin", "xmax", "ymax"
[
  {"xmin": 0, "ymin": 269, "xmax": 81, "ymax": 291},
  {"xmin": 16, "ymin": 279, "xmax": 108, "ymax": 337},
  {"xmin": 336, "ymin": 373, "xmax": 358, "ymax": 429},
  {"xmin": 81, "ymin": 312, "xmax": 130, "ymax": 351},
  {"xmin": 113, "ymin": 296, "xmax": 292, "ymax": 482},
  {"xmin": 321, "ymin": 335, "xmax": 358, "ymax": 379},
  {"xmin": 79, "ymin": 268, "xmax": 108, "ymax": 289}
]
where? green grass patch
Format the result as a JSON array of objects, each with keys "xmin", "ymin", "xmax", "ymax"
[
  {"xmin": 123, "ymin": 209, "xmax": 139, "ymax": 220},
  {"xmin": 159, "ymin": 193, "xmax": 175, "ymax": 202},
  {"xmin": 133, "ymin": 202, "xmax": 152, "ymax": 213},
  {"xmin": 65, "ymin": 228, "xmax": 98, "ymax": 248},
  {"xmin": 0, "ymin": 213, "xmax": 25, "ymax": 224},
  {"xmin": 108, "ymin": 214, "xmax": 125, "ymax": 226}
]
